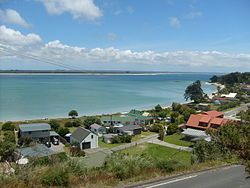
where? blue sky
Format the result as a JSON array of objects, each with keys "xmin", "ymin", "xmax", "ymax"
[{"xmin": 0, "ymin": 0, "xmax": 250, "ymax": 72}]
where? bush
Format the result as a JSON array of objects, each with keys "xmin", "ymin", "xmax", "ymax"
[
  {"xmin": 111, "ymin": 135, "xmax": 132, "ymax": 144},
  {"xmin": 149, "ymin": 124, "xmax": 164, "ymax": 133},
  {"xmin": 156, "ymin": 160, "xmax": 185, "ymax": 172},
  {"xmin": 64, "ymin": 121, "xmax": 73, "ymax": 127},
  {"xmin": 67, "ymin": 158, "xmax": 87, "ymax": 176},
  {"xmin": 83, "ymin": 116, "xmax": 101, "ymax": 129},
  {"xmin": 1, "ymin": 121, "xmax": 15, "ymax": 131},
  {"xmin": 72, "ymin": 119, "xmax": 82, "ymax": 127},
  {"xmin": 19, "ymin": 136, "xmax": 34, "ymax": 146},
  {"xmin": 217, "ymin": 101, "xmax": 240, "ymax": 111},
  {"xmin": 49, "ymin": 120, "xmax": 60, "ymax": 131},
  {"xmin": 166, "ymin": 124, "xmax": 179, "ymax": 135},
  {"xmin": 57, "ymin": 127, "xmax": 70, "ymax": 137},
  {"xmin": 3, "ymin": 131, "xmax": 16, "ymax": 143},
  {"xmin": 41, "ymin": 166, "xmax": 69, "ymax": 186}
]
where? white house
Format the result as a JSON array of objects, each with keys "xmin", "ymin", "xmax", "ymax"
[
  {"xmin": 221, "ymin": 93, "xmax": 237, "ymax": 98},
  {"xmin": 70, "ymin": 127, "xmax": 98, "ymax": 150},
  {"xmin": 90, "ymin": 123, "xmax": 106, "ymax": 137}
]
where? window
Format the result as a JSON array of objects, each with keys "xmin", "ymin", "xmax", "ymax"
[{"xmin": 91, "ymin": 135, "xmax": 93, "ymax": 139}]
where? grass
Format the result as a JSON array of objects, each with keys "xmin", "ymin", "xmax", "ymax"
[
  {"xmin": 98, "ymin": 138, "xmax": 122, "ymax": 149},
  {"xmin": 132, "ymin": 131, "xmax": 156, "ymax": 141},
  {"xmin": 119, "ymin": 143, "xmax": 191, "ymax": 167},
  {"xmin": 164, "ymin": 133, "xmax": 193, "ymax": 147}
]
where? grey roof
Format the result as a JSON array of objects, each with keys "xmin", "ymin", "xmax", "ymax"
[
  {"xmin": 90, "ymin": 123, "xmax": 103, "ymax": 129},
  {"xmin": 17, "ymin": 144, "xmax": 55, "ymax": 158},
  {"xmin": 50, "ymin": 131, "xmax": 59, "ymax": 137},
  {"xmin": 182, "ymin": 128, "xmax": 208, "ymax": 138},
  {"xmin": 71, "ymin": 127, "xmax": 91, "ymax": 142},
  {"xmin": 118, "ymin": 124, "xmax": 142, "ymax": 132},
  {"xmin": 19, "ymin": 123, "xmax": 51, "ymax": 132},
  {"xmin": 103, "ymin": 133, "xmax": 117, "ymax": 139}
]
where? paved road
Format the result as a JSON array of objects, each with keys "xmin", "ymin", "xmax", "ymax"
[
  {"xmin": 135, "ymin": 165, "xmax": 250, "ymax": 188},
  {"xmin": 224, "ymin": 103, "xmax": 250, "ymax": 120},
  {"xmin": 147, "ymin": 139, "xmax": 192, "ymax": 152}
]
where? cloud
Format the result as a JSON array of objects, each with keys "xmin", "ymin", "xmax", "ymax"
[
  {"xmin": 1, "ymin": 25, "xmax": 250, "ymax": 71},
  {"xmin": 38, "ymin": 0, "xmax": 102, "ymax": 21},
  {"xmin": 0, "ymin": 9, "xmax": 30, "ymax": 27},
  {"xmin": 106, "ymin": 32, "xmax": 117, "ymax": 41},
  {"xmin": 186, "ymin": 11, "xmax": 202, "ymax": 19},
  {"xmin": 169, "ymin": 17, "xmax": 180, "ymax": 28}
]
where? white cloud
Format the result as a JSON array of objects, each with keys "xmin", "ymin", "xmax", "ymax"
[
  {"xmin": 186, "ymin": 11, "xmax": 202, "ymax": 19},
  {"xmin": 39, "ymin": 0, "xmax": 102, "ymax": 21},
  {"xmin": 0, "ymin": 9, "xmax": 30, "ymax": 27},
  {"xmin": 1, "ymin": 25, "xmax": 250, "ymax": 71},
  {"xmin": 169, "ymin": 17, "xmax": 180, "ymax": 28}
]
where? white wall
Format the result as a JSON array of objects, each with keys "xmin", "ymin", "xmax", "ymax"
[{"xmin": 80, "ymin": 132, "xmax": 98, "ymax": 150}]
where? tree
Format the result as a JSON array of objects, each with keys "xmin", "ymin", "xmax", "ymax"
[
  {"xmin": 170, "ymin": 111, "xmax": 180, "ymax": 123},
  {"xmin": 149, "ymin": 123, "xmax": 164, "ymax": 133},
  {"xmin": 184, "ymin": 80, "xmax": 205, "ymax": 103},
  {"xmin": 49, "ymin": 120, "xmax": 60, "ymax": 131},
  {"xmin": 155, "ymin": 104, "xmax": 163, "ymax": 112},
  {"xmin": 158, "ymin": 128, "xmax": 165, "ymax": 141},
  {"xmin": 166, "ymin": 124, "xmax": 178, "ymax": 135},
  {"xmin": 64, "ymin": 121, "xmax": 73, "ymax": 127},
  {"xmin": 72, "ymin": 119, "xmax": 82, "ymax": 127},
  {"xmin": 83, "ymin": 117, "xmax": 101, "ymax": 129},
  {"xmin": 58, "ymin": 127, "xmax": 70, "ymax": 137},
  {"xmin": 0, "ymin": 140, "xmax": 16, "ymax": 161},
  {"xmin": 1, "ymin": 121, "xmax": 15, "ymax": 131},
  {"xmin": 68, "ymin": 110, "xmax": 78, "ymax": 119}
]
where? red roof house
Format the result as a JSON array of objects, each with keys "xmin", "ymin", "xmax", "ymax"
[{"xmin": 186, "ymin": 110, "xmax": 228, "ymax": 130}]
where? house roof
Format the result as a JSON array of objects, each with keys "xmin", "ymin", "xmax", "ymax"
[
  {"xmin": 182, "ymin": 128, "xmax": 208, "ymax": 138},
  {"xmin": 90, "ymin": 123, "xmax": 103, "ymax": 129},
  {"xmin": 19, "ymin": 123, "xmax": 51, "ymax": 132},
  {"xmin": 71, "ymin": 127, "xmax": 91, "ymax": 142},
  {"xmin": 202, "ymin": 110, "xmax": 224, "ymax": 118},
  {"xmin": 118, "ymin": 124, "xmax": 142, "ymax": 132},
  {"xmin": 186, "ymin": 111, "xmax": 227, "ymax": 130},
  {"xmin": 50, "ymin": 131, "xmax": 59, "ymax": 137},
  {"xmin": 103, "ymin": 133, "xmax": 117, "ymax": 139}
]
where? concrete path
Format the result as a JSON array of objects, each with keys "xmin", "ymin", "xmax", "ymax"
[
  {"xmin": 147, "ymin": 139, "xmax": 193, "ymax": 152},
  {"xmin": 224, "ymin": 103, "xmax": 250, "ymax": 120}
]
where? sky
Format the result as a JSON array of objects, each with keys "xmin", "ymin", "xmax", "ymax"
[{"xmin": 0, "ymin": 0, "xmax": 250, "ymax": 72}]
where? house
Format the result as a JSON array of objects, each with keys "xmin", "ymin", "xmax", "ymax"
[
  {"xmin": 19, "ymin": 123, "xmax": 51, "ymax": 144},
  {"xmin": 101, "ymin": 109, "xmax": 153, "ymax": 126},
  {"xmin": 182, "ymin": 128, "xmax": 211, "ymax": 142},
  {"xmin": 115, "ymin": 124, "xmax": 142, "ymax": 135},
  {"xmin": 103, "ymin": 133, "xmax": 118, "ymax": 143},
  {"xmin": 221, "ymin": 93, "xmax": 237, "ymax": 99},
  {"xmin": 90, "ymin": 123, "xmax": 106, "ymax": 137},
  {"xmin": 70, "ymin": 127, "xmax": 98, "ymax": 150},
  {"xmin": 185, "ymin": 110, "xmax": 228, "ymax": 130}
]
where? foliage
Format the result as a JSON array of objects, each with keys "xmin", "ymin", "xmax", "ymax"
[
  {"xmin": 67, "ymin": 158, "xmax": 87, "ymax": 176},
  {"xmin": 19, "ymin": 136, "xmax": 34, "ymax": 147},
  {"xmin": 149, "ymin": 123, "xmax": 164, "ymax": 133},
  {"xmin": 184, "ymin": 80, "xmax": 205, "ymax": 103},
  {"xmin": 217, "ymin": 101, "xmax": 240, "ymax": 111},
  {"xmin": 41, "ymin": 165, "xmax": 69, "ymax": 186},
  {"xmin": 31, "ymin": 152, "xmax": 68, "ymax": 166},
  {"xmin": 0, "ymin": 140, "xmax": 16, "ymax": 161},
  {"xmin": 83, "ymin": 116, "xmax": 101, "ymax": 129},
  {"xmin": 57, "ymin": 127, "xmax": 70, "ymax": 137},
  {"xmin": 104, "ymin": 153, "xmax": 154, "ymax": 180},
  {"xmin": 49, "ymin": 119, "xmax": 60, "ymax": 131},
  {"xmin": 70, "ymin": 145, "xmax": 85, "ymax": 157},
  {"xmin": 155, "ymin": 159, "xmax": 185, "ymax": 172},
  {"xmin": 158, "ymin": 110, "xmax": 168, "ymax": 118},
  {"xmin": 111, "ymin": 135, "xmax": 132, "ymax": 144},
  {"xmin": 3, "ymin": 131, "xmax": 16, "ymax": 143},
  {"xmin": 166, "ymin": 124, "xmax": 179, "ymax": 135},
  {"xmin": 158, "ymin": 128, "xmax": 165, "ymax": 141},
  {"xmin": 1, "ymin": 121, "xmax": 15, "ymax": 131},
  {"xmin": 170, "ymin": 111, "xmax": 180, "ymax": 123},
  {"xmin": 72, "ymin": 119, "xmax": 83, "ymax": 127},
  {"xmin": 68, "ymin": 110, "xmax": 78, "ymax": 118},
  {"xmin": 64, "ymin": 121, "xmax": 73, "ymax": 127},
  {"xmin": 155, "ymin": 104, "xmax": 163, "ymax": 112},
  {"xmin": 210, "ymin": 72, "xmax": 250, "ymax": 85},
  {"xmin": 191, "ymin": 140, "xmax": 232, "ymax": 164}
]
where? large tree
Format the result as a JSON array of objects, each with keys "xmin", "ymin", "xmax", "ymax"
[
  {"xmin": 68, "ymin": 110, "xmax": 78, "ymax": 119},
  {"xmin": 184, "ymin": 80, "xmax": 205, "ymax": 103}
]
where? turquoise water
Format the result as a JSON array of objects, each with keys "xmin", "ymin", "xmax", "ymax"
[{"xmin": 0, "ymin": 73, "xmax": 216, "ymax": 121}]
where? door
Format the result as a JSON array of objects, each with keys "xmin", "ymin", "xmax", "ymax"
[{"xmin": 82, "ymin": 142, "xmax": 91, "ymax": 149}]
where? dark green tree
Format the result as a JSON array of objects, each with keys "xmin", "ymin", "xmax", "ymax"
[
  {"xmin": 184, "ymin": 80, "xmax": 205, "ymax": 103},
  {"xmin": 68, "ymin": 110, "xmax": 78, "ymax": 119},
  {"xmin": 0, "ymin": 140, "xmax": 16, "ymax": 161},
  {"xmin": 49, "ymin": 119, "xmax": 60, "ymax": 131},
  {"xmin": 166, "ymin": 124, "xmax": 178, "ymax": 135},
  {"xmin": 155, "ymin": 104, "xmax": 163, "ymax": 112},
  {"xmin": 57, "ymin": 127, "xmax": 70, "ymax": 137},
  {"xmin": 1, "ymin": 121, "xmax": 15, "ymax": 131},
  {"xmin": 158, "ymin": 128, "xmax": 165, "ymax": 141},
  {"xmin": 83, "ymin": 117, "xmax": 101, "ymax": 129}
]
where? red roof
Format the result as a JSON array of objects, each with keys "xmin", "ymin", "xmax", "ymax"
[{"xmin": 186, "ymin": 110, "xmax": 227, "ymax": 130}]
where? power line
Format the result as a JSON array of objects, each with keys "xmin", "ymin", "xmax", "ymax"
[{"xmin": 0, "ymin": 43, "xmax": 86, "ymax": 71}]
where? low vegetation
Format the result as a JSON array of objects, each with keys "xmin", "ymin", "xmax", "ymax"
[{"xmin": 164, "ymin": 133, "xmax": 193, "ymax": 147}]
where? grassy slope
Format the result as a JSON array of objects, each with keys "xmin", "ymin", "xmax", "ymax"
[
  {"xmin": 164, "ymin": 133, "xmax": 193, "ymax": 147},
  {"xmin": 119, "ymin": 143, "xmax": 191, "ymax": 166}
]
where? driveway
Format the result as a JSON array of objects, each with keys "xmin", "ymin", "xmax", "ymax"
[{"xmin": 50, "ymin": 142, "xmax": 65, "ymax": 153}]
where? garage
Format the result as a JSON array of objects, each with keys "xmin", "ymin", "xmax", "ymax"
[{"xmin": 82, "ymin": 142, "xmax": 91, "ymax": 149}]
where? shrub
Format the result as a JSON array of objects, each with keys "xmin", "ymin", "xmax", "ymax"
[
  {"xmin": 64, "ymin": 121, "xmax": 73, "ymax": 127},
  {"xmin": 72, "ymin": 119, "xmax": 82, "ymax": 127},
  {"xmin": 41, "ymin": 166, "xmax": 69, "ymax": 186},
  {"xmin": 49, "ymin": 119, "xmax": 60, "ymax": 131},
  {"xmin": 1, "ymin": 121, "xmax": 15, "ymax": 131},
  {"xmin": 19, "ymin": 136, "xmax": 34, "ymax": 147},
  {"xmin": 3, "ymin": 131, "xmax": 16, "ymax": 143},
  {"xmin": 70, "ymin": 146, "xmax": 85, "ymax": 157},
  {"xmin": 156, "ymin": 160, "xmax": 185, "ymax": 172},
  {"xmin": 149, "ymin": 123, "xmax": 163, "ymax": 133},
  {"xmin": 166, "ymin": 124, "xmax": 179, "ymax": 135},
  {"xmin": 111, "ymin": 135, "xmax": 132, "ymax": 144},
  {"xmin": 67, "ymin": 158, "xmax": 87, "ymax": 176},
  {"xmin": 57, "ymin": 127, "xmax": 70, "ymax": 137},
  {"xmin": 83, "ymin": 116, "xmax": 101, "ymax": 129}
]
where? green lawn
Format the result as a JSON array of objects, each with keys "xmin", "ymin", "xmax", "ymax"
[
  {"xmin": 98, "ymin": 138, "xmax": 122, "ymax": 149},
  {"xmin": 119, "ymin": 143, "xmax": 191, "ymax": 166},
  {"xmin": 164, "ymin": 133, "xmax": 193, "ymax": 147},
  {"xmin": 131, "ymin": 131, "xmax": 156, "ymax": 141}
]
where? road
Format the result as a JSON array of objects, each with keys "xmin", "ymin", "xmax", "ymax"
[
  {"xmin": 224, "ymin": 103, "xmax": 249, "ymax": 120},
  {"xmin": 134, "ymin": 165, "xmax": 250, "ymax": 188}
]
